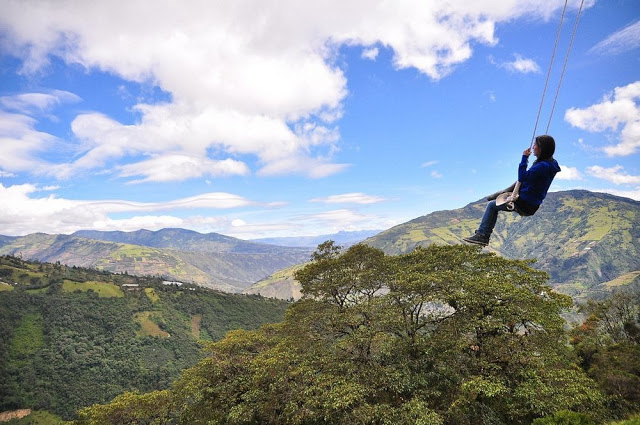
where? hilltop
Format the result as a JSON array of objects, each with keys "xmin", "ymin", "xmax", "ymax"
[{"xmin": 246, "ymin": 190, "xmax": 640, "ymax": 301}]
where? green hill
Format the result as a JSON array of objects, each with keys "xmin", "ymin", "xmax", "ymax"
[
  {"xmin": 0, "ymin": 232, "xmax": 311, "ymax": 293},
  {"xmin": 247, "ymin": 190, "xmax": 640, "ymax": 301},
  {"xmin": 0, "ymin": 255, "xmax": 290, "ymax": 421}
]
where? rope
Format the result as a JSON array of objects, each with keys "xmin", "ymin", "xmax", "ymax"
[
  {"xmin": 529, "ymin": 0, "xmax": 569, "ymax": 149},
  {"xmin": 545, "ymin": 0, "xmax": 585, "ymax": 133}
]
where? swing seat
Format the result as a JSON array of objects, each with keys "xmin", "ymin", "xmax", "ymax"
[
  {"xmin": 495, "ymin": 192, "xmax": 516, "ymax": 210},
  {"xmin": 495, "ymin": 192, "xmax": 536, "ymax": 217}
]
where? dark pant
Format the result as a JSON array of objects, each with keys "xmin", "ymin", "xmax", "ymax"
[{"xmin": 477, "ymin": 200, "xmax": 513, "ymax": 238}]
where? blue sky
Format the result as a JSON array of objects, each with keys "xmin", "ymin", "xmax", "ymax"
[{"xmin": 1, "ymin": 0, "xmax": 639, "ymax": 239}]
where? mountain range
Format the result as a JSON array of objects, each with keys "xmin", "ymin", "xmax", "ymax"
[
  {"xmin": 246, "ymin": 190, "xmax": 640, "ymax": 301},
  {"xmin": 0, "ymin": 229, "xmax": 312, "ymax": 293},
  {"xmin": 2, "ymin": 190, "xmax": 638, "ymax": 300}
]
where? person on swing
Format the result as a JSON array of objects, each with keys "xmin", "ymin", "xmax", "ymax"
[{"xmin": 463, "ymin": 135, "xmax": 561, "ymax": 246}]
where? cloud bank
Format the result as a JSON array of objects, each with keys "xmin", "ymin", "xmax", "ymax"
[
  {"xmin": 0, "ymin": 0, "xmax": 580, "ymax": 183},
  {"xmin": 0, "ymin": 183, "xmax": 273, "ymax": 236}
]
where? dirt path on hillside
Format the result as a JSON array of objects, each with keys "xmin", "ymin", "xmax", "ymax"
[{"xmin": 0, "ymin": 409, "xmax": 31, "ymax": 422}]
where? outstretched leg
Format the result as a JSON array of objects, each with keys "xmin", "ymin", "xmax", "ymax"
[{"xmin": 463, "ymin": 200, "xmax": 511, "ymax": 246}]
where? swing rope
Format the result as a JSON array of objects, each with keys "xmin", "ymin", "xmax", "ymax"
[
  {"xmin": 545, "ymin": 0, "xmax": 585, "ymax": 134},
  {"xmin": 529, "ymin": 0, "xmax": 569, "ymax": 150},
  {"xmin": 505, "ymin": 0, "xmax": 584, "ymax": 210}
]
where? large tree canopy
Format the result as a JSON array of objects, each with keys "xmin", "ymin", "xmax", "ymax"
[{"xmin": 76, "ymin": 244, "xmax": 604, "ymax": 424}]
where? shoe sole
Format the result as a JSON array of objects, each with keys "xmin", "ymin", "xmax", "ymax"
[{"xmin": 462, "ymin": 237, "xmax": 488, "ymax": 246}]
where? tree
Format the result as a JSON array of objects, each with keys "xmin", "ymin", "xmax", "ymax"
[{"xmin": 75, "ymin": 390, "xmax": 173, "ymax": 425}]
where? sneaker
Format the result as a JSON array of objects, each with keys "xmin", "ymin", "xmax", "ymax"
[{"xmin": 463, "ymin": 232, "xmax": 489, "ymax": 246}]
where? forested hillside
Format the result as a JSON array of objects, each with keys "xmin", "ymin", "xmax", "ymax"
[
  {"xmin": 0, "ymin": 256, "xmax": 289, "ymax": 421},
  {"xmin": 75, "ymin": 243, "xmax": 640, "ymax": 424}
]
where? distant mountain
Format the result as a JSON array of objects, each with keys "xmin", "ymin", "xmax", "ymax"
[
  {"xmin": 0, "ymin": 231, "xmax": 312, "ymax": 293},
  {"xmin": 0, "ymin": 235, "xmax": 16, "ymax": 246},
  {"xmin": 246, "ymin": 190, "xmax": 640, "ymax": 301},
  {"xmin": 250, "ymin": 230, "xmax": 382, "ymax": 247},
  {"xmin": 73, "ymin": 228, "xmax": 307, "ymax": 254}
]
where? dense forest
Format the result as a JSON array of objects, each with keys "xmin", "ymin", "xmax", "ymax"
[
  {"xmin": 0, "ymin": 255, "xmax": 290, "ymax": 421},
  {"xmin": 73, "ymin": 244, "xmax": 640, "ymax": 424}
]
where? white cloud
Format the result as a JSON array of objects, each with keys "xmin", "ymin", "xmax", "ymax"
[
  {"xmin": 555, "ymin": 166, "xmax": 582, "ymax": 180},
  {"xmin": 285, "ymin": 208, "xmax": 402, "ymax": 237},
  {"xmin": 118, "ymin": 154, "xmax": 250, "ymax": 183},
  {"xmin": 257, "ymin": 155, "xmax": 350, "ymax": 178},
  {"xmin": 89, "ymin": 193, "xmax": 274, "ymax": 212},
  {"xmin": 0, "ymin": 111, "xmax": 58, "ymax": 173},
  {"xmin": 0, "ymin": 183, "xmax": 272, "ymax": 236},
  {"xmin": 0, "ymin": 0, "xmax": 585, "ymax": 182},
  {"xmin": 0, "ymin": 90, "xmax": 81, "ymax": 115},
  {"xmin": 0, "ymin": 91, "xmax": 82, "ymax": 175},
  {"xmin": 589, "ymin": 19, "xmax": 640, "ymax": 56},
  {"xmin": 420, "ymin": 161, "xmax": 444, "ymax": 179},
  {"xmin": 296, "ymin": 209, "xmax": 374, "ymax": 231},
  {"xmin": 218, "ymin": 219, "xmax": 298, "ymax": 239},
  {"xmin": 565, "ymin": 81, "xmax": 640, "ymax": 156},
  {"xmin": 306, "ymin": 208, "xmax": 368, "ymax": 220},
  {"xmin": 92, "ymin": 215, "xmax": 186, "ymax": 233},
  {"xmin": 501, "ymin": 54, "xmax": 540, "ymax": 74},
  {"xmin": 362, "ymin": 47, "xmax": 379, "ymax": 60},
  {"xmin": 310, "ymin": 192, "xmax": 386, "ymax": 204},
  {"xmin": 587, "ymin": 165, "xmax": 640, "ymax": 185},
  {"xmin": 594, "ymin": 188, "xmax": 640, "ymax": 201}
]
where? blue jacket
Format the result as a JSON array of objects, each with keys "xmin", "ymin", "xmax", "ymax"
[{"xmin": 518, "ymin": 155, "xmax": 561, "ymax": 206}]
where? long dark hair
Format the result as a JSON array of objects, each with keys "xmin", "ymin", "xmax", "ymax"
[{"xmin": 534, "ymin": 135, "xmax": 555, "ymax": 164}]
